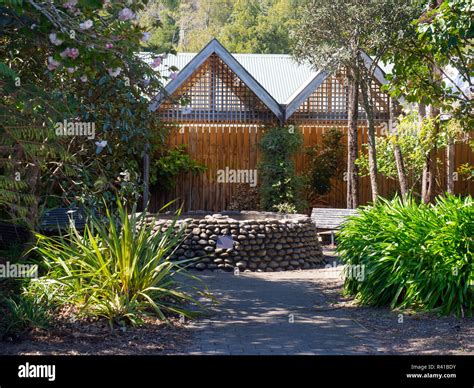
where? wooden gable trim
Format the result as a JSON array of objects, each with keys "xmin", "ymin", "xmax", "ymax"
[
  {"xmin": 285, "ymin": 53, "xmax": 391, "ymax": 120},
  {"xmin": 150, "ymin": 39, "xmax": 284, "ymax": 121},
  {"xmin": 284, "ymin": 71, "xmax": 328, "ymax": 120}
]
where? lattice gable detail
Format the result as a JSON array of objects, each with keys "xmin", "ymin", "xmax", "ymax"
[
  {"xmin": 158, "ymin": 54, "xmax": 278, "ymax": 123},
  {"xmin": 291, "ymin": 69, "xmax": 390, "ymax": 122}
]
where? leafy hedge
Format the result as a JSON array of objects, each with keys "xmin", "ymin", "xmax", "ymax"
[
  {"xmin": 306, "ymin": 127, "xmax": 344, "ymax": 196},
  {"xmin": 258, "ymin": 126, "xmax": 305, "ymax": 211},
  {"xmin": 337, "ymin": 195, "xmax": 473, "ymax": 316}
]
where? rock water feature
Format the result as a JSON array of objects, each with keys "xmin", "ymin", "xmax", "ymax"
[{"xmin": 143, "ymin": 211, "xmax": 324, "ymax": 272}]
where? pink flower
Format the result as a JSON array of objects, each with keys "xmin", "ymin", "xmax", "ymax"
[
  {"xmin": 68, "ymin": 48, "xmax": 79, "ymax": 59},
  {"xmin": 60, "ymin": 48, "xmax": 70, "ymax": 59},
  {"xmin": 141, "ymin": 32, "xmax": 151, "ymax": 42},
  {"xmin": 118, "ymin": 8, "xmax": 135, "ymax": 21},
  {"xmin": 49, "ymin": 33, "xmax": 63, "ymax": 46},
  {"xmin": 47, "ymin": 56, "xmax": 60, "ymax": 71},
  {"xmin": 105, "ymin": 43, "xmax": 114, "ymax": 49},
  {"xmin": 67, "ymin": 67, "xmax": 77, "ymax": 73},
  {"xmin": 79, "ymin": 20, "xmax": 93, "ymax": 30},
  {"xmin": 63, "ymin": 0, "xmax": 77, "ymax": 9},
  {"xmin": 151, "ymin": 56, "xmax": 162, "ymax": 68},
  {"xmin": 60, "ymin": 47, "xmax": 79, "ymax": 59},
  {"xmin": 170, "ymin": 72, "xmax": 178, "ymax": 80},
  {"xmin": 80, "ymin": 75, "xmax": 88, "ymax": 83}
]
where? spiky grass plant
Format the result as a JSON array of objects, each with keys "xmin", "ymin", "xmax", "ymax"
[
  {"xmin": 30, "ymin": 200, "xmax": 205, "ymax": 326},
  {"xmin": 337, "ymin": 195, "xmax": 473, "ymax": 317}
]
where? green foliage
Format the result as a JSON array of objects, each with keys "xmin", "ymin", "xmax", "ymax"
[
  {"xmin": 30, "ymin": 199, "xmax": 203, "ymax": 326},
  {"xmin": 70, "ymin": 159, "xmax": 144, "ymax": 216},
  {"xmin": 139, "ymin": 0, "xmax": 303, "ymax": 53},
  {"xmin": 458, "ymin": 163, "xmax": 474, "ymax": 181},
  {"xmin": 273, "ymin": 202, "xmax": 297, "ymax": 214},
  {"xmin": 384, "ymin": 0, "xmax": 473, "ymax": 127},
  {"xmin": 258, "ymin": 126, "xmax": 305, "ymax": 211},
  {"xmin": 306, "ymin": 128, "xmax": 344, "ymax": 196},
  {"xmin": 150, "ymin": 145, "xmax": 207, "ymax": 189},
  {"xmin": 1, "ymin": 0, "xmax": 172, "ymax": 221},
  {"xmin": 0, "ymin": 62, "xmax": 17, "ymax": 79},
  {"xmin": 356, "ymin": 111, "xmax": 468, "ymax": 192},
  {"xmin": 0, "ymin": 293, "xmax": 52, "ymax": 338},
  {"xmin": 356, "ymin": 111, "xmax": 430, "ymax": 183},
  {"xmin": 138, "ymin": 0, "xmax": 180, "ymax": 53},
  {"xmin": 0, "ymin": 124, "xmax": 74, "ymax": 226},
  {"xmin": 0, "ymin": 0, "xmax": 24, "ymax": 8},
  {"xmin": 291, "ymin": 0, "xmax": 415, "ymax": 72},
  {"xmin": 219, "ymin": 0, "xmax": 303, "ymax": 53},
  {"xmin": 337, "ymin": 195, "xmax": 474, "ymax": 317}
]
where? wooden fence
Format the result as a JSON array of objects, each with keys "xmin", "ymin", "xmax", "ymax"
[{"xmin": 150, "ymin": 123, "xmax": 473, "ymax": 212}]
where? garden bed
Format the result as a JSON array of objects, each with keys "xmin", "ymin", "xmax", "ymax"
[{"xmin": 0, "ymin": 315, "xmax": 190, "ymax": 355}]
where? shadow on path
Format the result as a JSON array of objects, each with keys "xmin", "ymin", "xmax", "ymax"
[{"xmin": 182, "ymin": 269, "xmax": 384, "ymax": 355}]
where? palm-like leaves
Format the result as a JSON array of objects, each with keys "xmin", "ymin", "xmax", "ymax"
[{"xmin": 31, "ymin": 200, "xmax": 207, "ymax": 326}]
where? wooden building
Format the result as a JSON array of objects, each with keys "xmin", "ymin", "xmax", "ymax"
[{"xmin": 146, "ymin": 39, "xmax": 472, "ymax": 211}]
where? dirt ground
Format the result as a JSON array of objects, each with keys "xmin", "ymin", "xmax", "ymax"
[
  {"xmin": 312, "ymin": 249, "xmax": 473, "ymax": 354},
  {"xmin": 0, "ymin": 316, "xmax": 191, "ymax": 355}
]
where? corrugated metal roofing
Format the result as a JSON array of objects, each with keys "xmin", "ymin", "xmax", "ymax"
[{"xmin": 141, "ymin": 52, "xmax": 319, "ymax": 105}]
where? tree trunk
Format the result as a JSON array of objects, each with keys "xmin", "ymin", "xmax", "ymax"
[
  {"xmin": 446, "ymin": 136, "xmax": 455, "ymax": 194},
  {"xmin": 419, "ymin": 103, "xmax": 429, "ymax": 202},
  {"xmin": 389, "ymin": 98, "xmax": 408, "ymax": 197},
  {"xmin": 421, "ymin": 104, "xmax": 439, "ymax": 204},
  {"xmin": 360, "ymin": 75, "xmax": 379, "ymax": 202},
  {"xmin": 142, "ymin": 142, "xmax": 150, "ymax": 210},
  {"xmin": 421, "ymin": 65, "xmax": 442, "ymax": 203},
  {"xmin": 346, "ymin": 66, "xmax": 359, "ymax": 209}
]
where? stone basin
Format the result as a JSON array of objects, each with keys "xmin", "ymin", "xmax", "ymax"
[{"xmin": 142, "ymin": 211, "xmax": 324, "ymax": 272}]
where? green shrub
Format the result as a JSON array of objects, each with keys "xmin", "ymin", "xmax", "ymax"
[
  {"xmin": 30, "ymin": 200, "xmax": 204, "ymax": 326},
  {"xmin": 151, "ymin": 145, "xmax": 207, "ymax": 190},
  {"xmin": 306, "ymin": 128, "xmax": 344, "ymax": 195},
  {"xmin": 259, "ymin": 126, "xmax": 305, "ymax": 211},
  {"xmin": 337, "ymin": 195, "xmax": 473, "ymax": 316},
  {"xmin": 0, "ymin": 292, "xmax": 52, "ymax": 338},
  {"xmin": 273, "ymin": 202, "xmax": 297, "ymax": 214}
]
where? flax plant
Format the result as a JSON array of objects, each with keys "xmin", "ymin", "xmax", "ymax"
[
  {"xmin": 337, "ymin": 195, "xmax": 473, "ymax": 317},
  {"xmin": 31, "ymin": 200, "xmax": 206, "ymax": 326}
]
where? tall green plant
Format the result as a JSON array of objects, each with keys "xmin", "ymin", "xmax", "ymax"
[
  {"xmin": 258, "ymin": 126, "xmax": 304, "ymax": 211},
  {"xmin": 306, "ymin": 128, "xmax": 344, "ymax": 196},
  {"xmin": 337, "ymin": 195, "xmax": 473, "ymax": 317},
  {"xmin": 30, "ymin": 200, "xmax": 205, "ymax": 326}
]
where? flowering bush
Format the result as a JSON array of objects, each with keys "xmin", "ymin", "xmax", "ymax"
[{"xmin": 0, "ymin": 1, "xmax": 177, "ymax": 219}]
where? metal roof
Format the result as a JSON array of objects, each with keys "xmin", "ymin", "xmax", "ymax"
[{"xmin": 142, "ymin": 51, "xmax": 320, "ymax": 105}]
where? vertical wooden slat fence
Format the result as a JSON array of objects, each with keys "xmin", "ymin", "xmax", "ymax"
[
  {"xmin": 150, "ymin": 50, "xmax": 472, "ymax": 212},
  {"xmin": 150, "ymin": 124, "xmax": 473, "ymax": 212}
]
